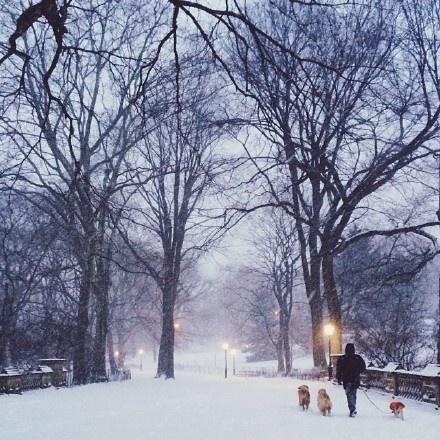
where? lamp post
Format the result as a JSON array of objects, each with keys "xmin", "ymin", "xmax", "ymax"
[
  {"xmin": 323, "ymin": 323, "xmax": 335, "ymax": 381},
  {"xmin": 114, "ymin": 350, "xmax": 119, "ymax": 369},
  {"xmin": 138, "ymin": 348, "xmax": 144, "ymax": 371},
  {"xmin": 222, "ymin": 343, "xmax": 229, "ymax": 379},
  {"xmin": 231, "ymin": 349, "xmax": 237, "ymax": 376}
]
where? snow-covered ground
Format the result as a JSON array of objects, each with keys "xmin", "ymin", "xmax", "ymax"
[
  {"xmin": 172, "ymin": 349, "xmax": 314, "ymax": 375},
  {"xmin": 1, "ymin": 369, "xmax": 438, "ymax": 440}
]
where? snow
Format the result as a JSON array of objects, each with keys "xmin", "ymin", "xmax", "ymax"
[
  {"xmin": 172, "ymin": 349, "xmax": 314, "ymax": 376},
  {"xmin": 419, "ymin": 364, "xmax": 440, "ymax": 377},
  {"xmin": 1, "ymin": 369, "xmax": 438, "ymax": 440}
]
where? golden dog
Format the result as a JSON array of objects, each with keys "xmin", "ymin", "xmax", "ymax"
[
  {"xmin": 317, "ymin": 389, "xmax": 332, "ymax": 416},
  {"xmin": 297, "ymin": 385, "xmax": 310, "ymax": 410},
  {"xmin": 389, "ymin": 401, "xmax": 405, "ymax": 420}
]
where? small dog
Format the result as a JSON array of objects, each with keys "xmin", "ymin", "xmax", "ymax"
[
  {"xmin": 297, "ymin": 385, "xmax": 310, "ymax": 410},
  {"xmin": 317, "ymin": 389, "xmax": 332, "ymax": 416},
  {"xmin": 389, "ymin": 401, "xmax": 405, "ymax": 420}
]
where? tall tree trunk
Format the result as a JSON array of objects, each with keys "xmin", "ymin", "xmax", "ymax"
[
  {"xmin": 91, "ymin": 207, "xmax": 111, "ymax": 382},
  {"xmin": 309, "ymin": 292, "xmax": 327, "ymax": 368},
  {"xmin": 73, "ymin": 245, "xmax": 94, "ymax": 385},
  {"xmin": 276, "ymin": 334, "xmax": 285, "ymax": 374},
  {"xmin": 280, "ymin": 312, "xmax": 292, "ymax": 376},
  {"xmin": 0, "ymin": 283, "xmax": 13, "ymax": 367},
  {"xmin": 437, "ymin": 274, "xmax": 440, "ymax": 364},
  {"xmin": 322, "ymin": 252, "xmax": 343, "ymax": 354},
  {"xmin": 308, "ymin": 252, "xmax": 327, "ymax": 368},
  {"xmin": 156, "ymin": 281, "xmax": 176, "ymax": 379},
  {"xmin": 286, "ymin": 144, "xmax": 326, "ymax": 367},
  {"xmin": 107, "ymin": 330, "xmax": 117, "ymax": 375},
  {"xmin": 91, "ymin": 255, "xmax": 109, "ymax": 382}
]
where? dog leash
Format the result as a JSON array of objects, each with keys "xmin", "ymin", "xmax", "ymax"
[{"xmin": 361, "ymin": 389, "xmax": 389, "ymax": 414}]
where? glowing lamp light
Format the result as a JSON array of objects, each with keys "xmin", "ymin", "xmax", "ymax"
[
  {"xmin": 174, "ymin": 322, "xmax": 180, "ymax": 330},
  {"xmin": 138, "ymin": 348, "xmax": 144, "ymax": 355},
  {"xmin": 323, "ymin": 323, "xmax": 335, "ymax": 336},
  {"xmin": 114, "ymin": 350, "xmax": 119, "ymax": 358},
  {"xmin": 222, "ymin": 342, "xmax": 229, "ymax": 351}
]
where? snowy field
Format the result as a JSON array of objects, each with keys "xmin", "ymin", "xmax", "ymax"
[{"xmin": 1, "ymin": 369, "xmax": 439, "ymax": 440}]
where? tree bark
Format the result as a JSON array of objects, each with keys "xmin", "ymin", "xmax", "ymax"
[
  {"xmin": 91, "ymin": 205, "xmax": 111, "ymax": 382},
  {"xmin": 73, "ymin": 241, "xmax": 94, "ymax": 385},
  {"xmin": 156, "ymin": 276, "xmax": 176, "ymax": 379},
  {"xmin": 155, "ymin": 273, "xmax": 179, "ymax": 379},
  {"xmin": 322, "ymin": 252, "xmax": 343, "ymax": 354},
  {"xmin": 309, "ymin": 292, "xmax": 327, "ymax": 368},
  {"xmin": 107, "ymin": 329, "xmax": 117, "ymax": 375},
  {"xmin": 0, "ymin": 283, "xmax": 13, "ymax": 367},
  {"xmin": 91, "ymin": 255, "xmax": 109, "ymax": 381},
  {"xmin": 280, "ymin": 312, "xmax": 292, "ymax": 376},
  {"xmin": 437, "ymin": 274, "xmax": 440, "ymax": 364},
  {"xmin": 276, "ymin": 335, "xmax": 285, "ymax": 374}
]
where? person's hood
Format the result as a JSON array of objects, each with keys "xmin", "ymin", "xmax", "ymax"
[{"xmin": 345, "ymin": 343, "xmax": 355, "ymax": 355}]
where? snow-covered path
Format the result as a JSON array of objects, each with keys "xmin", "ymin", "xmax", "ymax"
[{"xmin": 1, "ymin": 370, "xmax": 438, "ymax": 440}]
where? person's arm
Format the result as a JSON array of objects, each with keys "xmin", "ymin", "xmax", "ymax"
[
  {"xmin": 336, "ymin": 357, "xmax": 343, "ymax": 384},
  {"xmin": 358, "ymin": 355, "xmax": 366, "ymax": 373}
]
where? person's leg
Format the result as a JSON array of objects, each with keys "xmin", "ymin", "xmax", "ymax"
[
  {"xmin": 345, "ymin": 383, "xmax": 356, "ymax": 415},
  {"xmin": 352, "ymin": 386, "xmax": 357, "ymax": 413}
]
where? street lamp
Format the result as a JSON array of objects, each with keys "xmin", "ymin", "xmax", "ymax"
[
  {"xmin": 222, "ymin": 342, "xmax": 229, "ymax": 379},
  {"xmin": 231, "ymin": 349, "xmax": 237, "ymax": 376},
  {"xmin": 174, "ymin": 322, "xmax": 180, "ymax": 330},
  {"xmin": 323, "ymin": 323, "xmax": 335, "ymax": 381},
  {"xmin": 138, "ymin": 348, "xmax": 144, "ymax": 371}
]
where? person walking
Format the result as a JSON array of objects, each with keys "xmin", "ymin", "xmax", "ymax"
[{"xmin": 336, "ymin": 343, "xmax": 366, "ymax": 417}]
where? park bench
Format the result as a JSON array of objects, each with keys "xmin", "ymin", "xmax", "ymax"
[{"xmin": 0, "ymin": 367, "xmax": 22, "ymax": 394}]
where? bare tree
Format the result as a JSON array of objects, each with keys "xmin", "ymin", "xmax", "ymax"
[
  {"xmin": 119, "ymin": 60, "xmax": 230, "ymax": 378},
  {"xmin": 228, "ymin": 0, "xmax": 440, "ymax": 362},
  {"xmin": 0, "ymin": 1, "xmax": 168, "ymax": 382}
]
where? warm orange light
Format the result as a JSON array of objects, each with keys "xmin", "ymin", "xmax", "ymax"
[
  {"xmin": 323, "ymin": 323, "xmax": 335, "ymax": 336},
  {"xmin": 222, "ymin": 342, "xmax": 229, "ymax": 350},
  {"xmin": 174, "ymin": 322, "xmax": 180, "ymax": 330}
]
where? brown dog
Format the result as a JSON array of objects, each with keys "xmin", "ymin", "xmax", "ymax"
[
  {"xmin": 389, "ymin": 401, "xmax": 405, "ymax": 420},
  {"xmin": 297, "ymin": 385, "xmax": 310, "ymax": 410},
  {"xmin": 317, "ymin": 389, "xmax": 332, "ymax": 416}
]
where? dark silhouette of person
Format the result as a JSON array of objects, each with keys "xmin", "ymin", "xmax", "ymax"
[{"xmin": 336, "ymin": 343, "xmax": 366, "ymax": 417}]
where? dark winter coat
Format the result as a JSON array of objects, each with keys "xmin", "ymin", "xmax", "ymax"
[{"xmin": 336, "ymin": 343, "xmax": 366, "ymax": 388}]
